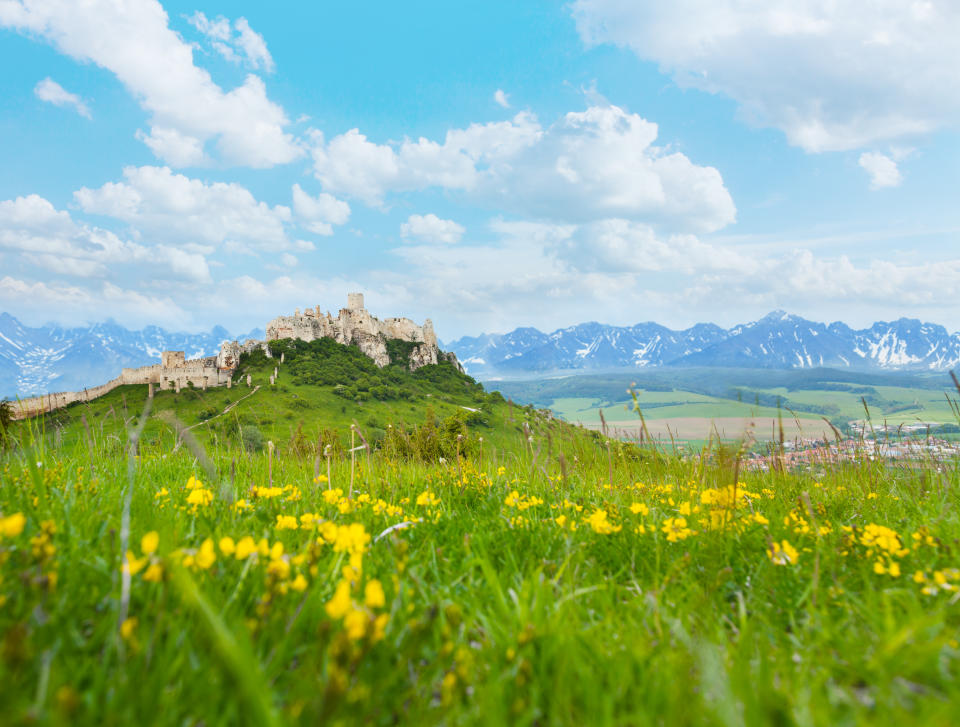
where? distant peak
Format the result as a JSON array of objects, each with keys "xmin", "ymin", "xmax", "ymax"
[{"xmin": 761, "ymin": 309, "xmax": 791, "ymax": 321}]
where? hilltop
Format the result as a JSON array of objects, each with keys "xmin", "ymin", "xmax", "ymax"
[{"xmin": 17, "ymin": 333, "xmax": 605, "ymax": 462}]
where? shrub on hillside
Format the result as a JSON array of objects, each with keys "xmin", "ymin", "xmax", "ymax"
[{"xmin": 241, "ymin": 425, "xmax": 265, "ymax": 453}]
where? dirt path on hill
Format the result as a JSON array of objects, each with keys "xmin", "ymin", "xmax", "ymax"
[{"xmin": 180, "ymin": 385, "xmax": 261, "ymax": 433}]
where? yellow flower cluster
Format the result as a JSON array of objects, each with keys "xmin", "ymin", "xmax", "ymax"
[
  {"xmin": 913, "ymin": 569, "xmax": 960, "ymax": 596},
  {"xmin": 0, "ymin": 512, "xmax": 25, "ymax": 538},
  {"xmin": 322, "ymin": 523, "xmax": 389, "ymax": 642},
  {"xmin": 503, "ymin": 491, "xmax": 543, "ymax": 510},
  {"xmin": 587, "ymin": 508, "xmax": 621, "ymax": 534},
  {"xmin": 767, "ymin": 539, "xmax": 799, "ymax": 566}
]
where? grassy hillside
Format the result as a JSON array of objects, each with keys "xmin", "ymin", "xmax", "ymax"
[
  {"xmin": 2, "ymin": 391, "xmax": 960, "ymax": 724},
  {"xmin": 16, "ymin": 337, "xmax": 612, "ymax": 462}
]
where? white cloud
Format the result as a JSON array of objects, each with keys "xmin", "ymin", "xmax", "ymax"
[
  {"xmin": 309, "ymin": 114, "xmax": 544, "ymax": 206},
  {"xmin": 291, "ymin": 184, "xmax": 350, "ymax": 236},
  {"xmin": 494, "ymin": 89, "xmax": 510, "ymax": 108},
  {"xmin": 311, "ymin": 105, "xmax": 734, "ymax": 232},
  {"xmin": 135, "ymin": 127, "xmax": 206, "ymax": 167},
  {"xmin": 0, "ymin": 194, "xmax": 211, "ymax": 283},
  {"xmin": 858, "ymin": 152, "xmax": 902, "ymax": 189},
  {"xmin": 400, "ymin": 214, "xmax": 465, "ymax": 244},
  {"xmin": 280, "ymin": 252, "xmax": 298, "ymax": 267},
  {"xmin": 572, "ymin": 0, "xmax": 960, "ymax": 152},
  {"xmin": 383, "ymin": 214, "xmax": 960, "ymax": 334},
  {"xmin": 75, "ymin": 166, "xmax": 293, "ymax": 251},
  {"xmin": 234, "ymin": 18, "xmax": 274, "ymax": 72},
  {"xmin": 0, "ymin": 276, "xmax": 191, "ymax": 329},
  {"xmin": 33, "ymin": 77, "xmax": 90, "ymax": 119},
  {"xmin": 188, "ymin": 12, "xmax": 275, "ymax": 72},
  {"xmin": 2, "ymin": 0, "xmax": 298, "ymax": 167}
]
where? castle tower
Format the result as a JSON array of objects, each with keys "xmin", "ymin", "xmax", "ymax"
[
  {"xmin": 423, "ymin": 318, "xmax": 438, "ymax": 347},
  {"xmin": 161, "ymin": 351, "xmax": 185, "ymax": 369},
  {"xmin": 347, "ymin": 292, "xmax": 365, "ymax": 311}
]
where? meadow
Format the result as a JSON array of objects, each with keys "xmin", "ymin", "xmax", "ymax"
[{"xmin": 2, "ymin": 393, "xmax": 960, "ymax": 725}]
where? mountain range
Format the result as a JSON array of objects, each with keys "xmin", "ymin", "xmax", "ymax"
[
  {"xmin": 3, "ymin": 310, "xmax": 960, "ymax": 398},
  {"xmin": 446, "ymin": 311, "xmax": 960, "ymax": 378},
  {"xmin": 0, "ymin": 313, "xmax": 262, "ymax": 399}
]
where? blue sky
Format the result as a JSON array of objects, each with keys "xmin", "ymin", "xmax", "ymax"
[{"xmin": 1, "ymin": 0, "xmax": 959, "ymax": 340}]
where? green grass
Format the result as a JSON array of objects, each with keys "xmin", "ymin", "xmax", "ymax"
[{"xmin": 3, "ymin": 357, "xmax": 960, "ymax": 725}]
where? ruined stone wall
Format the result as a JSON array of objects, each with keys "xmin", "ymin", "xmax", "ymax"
[
  {"xmin": 11, "ymin": 376, "xmax": 126, "ymax": 420},
  {"xmin": 12, "ymin": 353, "xmax": 234, "ymax": 419}
]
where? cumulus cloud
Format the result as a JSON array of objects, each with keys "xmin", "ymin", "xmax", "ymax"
[
  {"xmin": 400, "ymin": 214, "xmax": 465, "ymax": 244},
  {"xmin": 858, "ymin": 152, "xmax": 902, "ymax": 189},
  {"xmin": 33, "ymin": 77, "xmax": 90, "ymax": 118},
  {"xmin": 188, "ymin": 12, "xmax": 275, "ymax": 72},
  {"xmin": 311, "ymin": 105, "xmax": 735, "ymax": 232},
  {"xmin": 1, "ymin": 0, "xmax": 298, "ymax": 167},
  {"xmin": 494, "ymin": 89, "xmax": 510, "ymax": 108},
  {"xmin": 291, "ymin": 184, "xmax": 350, "ymax": 236},
  {"xmin": 383, "ymin": 214, "xmax": 960, "ymax": 334},
  {"xmin": 572, "ymin": 0, "xmax": 960, "ymax": 152},
  {"xmin": 75, "ymin": 166, "xmax": 293, "ymax": 251},
  {"xmin": 0, "ymin": 276, "xmax": 191, "ymax": 329},
  {"xmin": 0, "ymin": 194, "xmax": 211, "ymax": 283}
]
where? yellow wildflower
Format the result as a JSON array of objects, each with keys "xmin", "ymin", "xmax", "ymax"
[
  {"xmin": 275, "ymin": 514, "xmax": 299, "ymax": 530},
  {"xmin": 219, "ymin": 537, "xmax": 236, "ymax": 556},
  {"xmin": 629, "ymin": 503, "xmax": 649, "ymax": 516},
  {"xmin": 186, "ymin": 488, "xmax": 213, "ymax": 507},
  {"xmin": 767, "ymin": 540, "xmax": 799, "ymax": 566},
  {"xmin": 195, "ymin": 538, "xmax": 216, "ymax": 569},
  {"xmin": 0, "ymin": 512, "xmax": 26, "ymax": 538},
  {"xmin": 416, "ymin": 490, "xmax": 440, "ymax": 507},
  {"xmin": 364, "ymin": 579, "xmax": 385, "ymax": 609},
  {"xmin": 120, "ymin": 617, "xmax": 138, "ymax": 642},
  {"xmin": 326, "ymin": 580, "xmax": 352, "ymax": 619},
  {"xmin": 235, "ymin": 536, "xmax": 257, "ymax": 560},
  {"xmin": 143, "ymin": 563, "xmax": 164, "ymax": 582},
  {"xmin": 661, "ymin": 517, "xmax": 693, "ymax": 543},
  {"xmin": 124, "ymin": 550, "xmax": 147, "ymax": 576},
  {"xmin": 586, "ymin": 508, "xmax": 621, "ymax": 534},
  {"xmin": 141, "ymin": 531, "xmax": 159, "ymax": 555},
  {"xmin": 322, "ymin": 488, "xmax": 344, "ymax": 504}
]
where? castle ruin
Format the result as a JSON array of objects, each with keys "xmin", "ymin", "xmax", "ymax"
[
  {"xmin": 10, "ymin": 293, "xmax": 460, "ymax": 419},
  {"xmin": 255, "ymin": 292, "xmax": 444, "ymax": 369}
]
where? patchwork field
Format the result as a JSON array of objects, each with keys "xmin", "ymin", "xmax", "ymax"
[
  {"xmin": 490, "ymin": 368, "xmax": 960, "ymax": 441},
  {"xmin": 594, "ymin": 416, "xmax": 837, "ymax": 443}
]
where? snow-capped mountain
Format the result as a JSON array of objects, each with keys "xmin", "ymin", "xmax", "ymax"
[
  {"xmin": 0, "ymin": 313, "xmax": 263, "ymax": 398},
  {"xmin": 447, "ymin": 311, "xmax": 960, "ymax": 377}
]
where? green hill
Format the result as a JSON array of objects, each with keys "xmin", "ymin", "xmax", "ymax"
[{"xmin": 11, "ymin": 337, "xmax": 607, "ymax": 463}]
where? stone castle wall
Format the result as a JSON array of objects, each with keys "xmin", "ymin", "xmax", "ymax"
[{"xmin": 12, "ymin": 354, "xmax": 234, "ymax": 420}]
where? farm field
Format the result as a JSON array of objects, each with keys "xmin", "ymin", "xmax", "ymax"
[
  {"xmin": 491, "ymin": 368, "xmax": 960, "ymax": 441},
  {"xmin": 2, "ymin": 408, "xmax": 960, "ymax": 724},
  {"xmin": 592, "ymin": 416, "xmax": 836, "ymax": 444}
]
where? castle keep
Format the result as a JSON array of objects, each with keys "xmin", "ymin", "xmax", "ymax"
[{"xmin": 11, "ymin": 294, "xmax": 459, "ymax": 419}]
